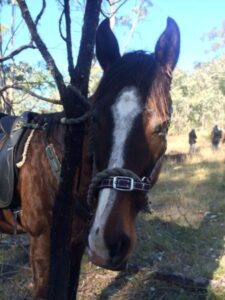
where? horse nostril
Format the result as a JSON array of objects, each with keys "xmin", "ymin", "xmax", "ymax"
[{"xmin": 108, "ymin": 233, "xmax": 130, "ymax": 263}]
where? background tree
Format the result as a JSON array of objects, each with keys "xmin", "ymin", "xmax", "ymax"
[
  {"xmin": 0, "ymin": 1, "xmax": 58, "ymax": 113},
  {"xmin": 171, "ymin": 55, "xmax": 225, "ymax": 133}
]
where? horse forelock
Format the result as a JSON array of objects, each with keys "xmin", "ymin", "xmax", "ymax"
[
  {"xmin": 92, "ymin": 51, "xmax": 155, "ymax": 106},
  {"xmin": 92, "ymin": 51, "xmax": 171, "ymax": 121}
]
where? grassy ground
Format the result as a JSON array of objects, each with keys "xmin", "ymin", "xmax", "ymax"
[{"xmin": 0, "ymin": 133, "xmax": 224, "ymax": 299}]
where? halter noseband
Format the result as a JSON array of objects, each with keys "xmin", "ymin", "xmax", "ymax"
[
  {"xmin": 98, "ymin": 176, "xmax": 152, "ymax": 192},
  {"xmin": 87, "ymin": 154, "xmax": 165, "ymax": 203}
]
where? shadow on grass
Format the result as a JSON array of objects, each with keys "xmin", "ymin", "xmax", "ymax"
[{"xmin": 97, "ymin": 159, "xmax": 225, "ymax": 299}]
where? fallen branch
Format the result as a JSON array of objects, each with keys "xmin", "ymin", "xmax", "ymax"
[
  {"xmin": 121, "ymin": 265, "xmax": 210, "ymax": 291},
  {"xmin": 153, "ymin": 271, "xmax": 210, "ymax": 291}
]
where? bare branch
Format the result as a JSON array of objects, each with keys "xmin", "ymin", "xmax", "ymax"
[
  {"xmin": 71, "ymin": 0, "xmax": 102, "ymax": 96},
  {"xmin": 35, "ymin": 0, "xmax": 46, "ymax": 26},
  {"xmin": 17, "ymin": 0, "xmax": 66, "ymax": 99},
  {"xmin": 58, "ymin": 9, "xmax": 66, "ymax": 41},
  {"xmin": 0, "ymin": 85, "xmax": 61, "ymax": 105},
  {"xmin": 3, "ymin": 19, "xmax": 24, "ymax": 56},
  {"xmin": 0, "ymin": 43, "xmax": 36, "ymax": 62},
  {"xmin": 101, "ymin": 0, "xmax": 128, "ymax": 18},
  {"xmin": 64, "ymin": 0, "xmax": 74, "ymax": 79}
]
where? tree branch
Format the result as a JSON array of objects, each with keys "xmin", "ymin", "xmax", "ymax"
[
  {"xmin": 101, "ymin": 0, "xmax": 128, "ymax": 18},
  {"xmin": 58, "ymin": 9, "xmax": 66, "ymax": 42},
  {"xmin": 0, "ymin": 43, "xmax": 36, "ymax": 62},
  {"xmin": 64, "ymin": 0, "xmax": 74, "ymax": 79},
  {"xmin": 0, "ymin": 85, "xmax": 61, "ymax": 105},
  {"xmin": 17, "ymin": 0, "xmax": 66, "ymax": 99},
  {"xmin": 71, "ymin": 0, "xmax": 102, "ymax": 96},
  {"xmin": 2, "ymin": 19, "xmax": 23, "ymax": 56},
  {"xmin": 35, "ymin": 0, "xmax": 46, "ymax": 26}
]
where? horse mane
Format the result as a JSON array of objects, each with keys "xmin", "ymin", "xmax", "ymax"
[{"xmin": 92, "ymin": 51, "xmax": 171, "ymax": 119}]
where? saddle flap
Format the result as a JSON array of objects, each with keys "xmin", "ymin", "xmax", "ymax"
[
  {"xmin": 0, "ymin": 111, "xmax": 34, "ymax": 208},
  {"xmin": 0, "ymin": 116, "xmax": 17, "ymax": 135}
]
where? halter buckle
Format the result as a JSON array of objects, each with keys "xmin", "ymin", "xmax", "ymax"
[{"xmin": 112, "ymin": 176, "xmax": 134, "ymax": 191}]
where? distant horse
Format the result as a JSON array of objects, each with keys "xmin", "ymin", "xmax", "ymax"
[{"xmin": 0, "ymin": 17, "xmax": 180, "ymax": 299}]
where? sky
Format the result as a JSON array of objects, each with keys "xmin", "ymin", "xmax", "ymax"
[
  {"xmin": 116, "ymin": 0, "xmax": 225, "ymax": 71},
  {"xmin": 1, "ymin": 0, "xmax": 225, "ymax": 74}
]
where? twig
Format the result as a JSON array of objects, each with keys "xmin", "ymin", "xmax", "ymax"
[
  {"xmin": 35, "ymin": 0, "xmax": 46, "ymax": 26},
  {"xmin": 59, "ymin": 9, "xmax": 66, "ymax": 41},
  {"xmin": 3, "ymin": 19, "xmax": 24, "ymax": 56},
  {"xmin": 101, "ymin": 0, "xmax": 128, "ymax": 18}
]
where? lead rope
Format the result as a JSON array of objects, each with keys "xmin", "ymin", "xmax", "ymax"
[{"xmin": 60, "ymin": 111, "xmax": 91, "ymax": 125}]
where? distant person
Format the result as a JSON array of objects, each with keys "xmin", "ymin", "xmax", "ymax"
[
  {"xmin": 188, "ymin": 129, "xmax": 197, "ymax": 155},
  {"xmin": 211, "ymin": 125, "xmax": 222, "ymax": 150}
]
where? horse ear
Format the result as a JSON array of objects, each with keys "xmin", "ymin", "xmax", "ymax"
[
  {"xmin": 96, "ymin": 18, "xmax": 121, "ymax": 71},
  {"xmin": 155, "ymin": 17, "xmax": 180, "ymax": 71}
]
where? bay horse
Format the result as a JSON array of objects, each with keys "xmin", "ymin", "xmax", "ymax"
[{"xmin": 0, "ymin": 17, "xmax": 180, "ymax": 299}]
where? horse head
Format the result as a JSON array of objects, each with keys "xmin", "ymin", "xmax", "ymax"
[{"xmin": 88, "ymin": 18, "xmax": 180, "ymax": 270}]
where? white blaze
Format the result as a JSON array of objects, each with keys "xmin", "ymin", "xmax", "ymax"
[{"xmin": 88, "ymin": 87, "xmax": 142, "ymax": 260}]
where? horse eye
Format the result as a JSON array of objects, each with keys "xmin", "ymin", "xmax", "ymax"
[
  {"xmin": 153, "ymin": 122, "xmax": 169, "ymax": 136},
  {"xmin": 153, "ymin": 124, "xmax": 163, "ymax": 134}
]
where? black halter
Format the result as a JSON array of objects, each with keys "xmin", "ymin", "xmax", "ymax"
[
  {"xmin": 98, "ymin": 176, "xmax": 152, "ymax": 192},
  {"xmin": 95, "ymin": 154, "xmax": 164, "ymax": 194}
]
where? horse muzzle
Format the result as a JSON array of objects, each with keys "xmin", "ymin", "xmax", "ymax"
[{"xmin": 87, "ymin": 247, "xmax": 128, "ymax": 271}]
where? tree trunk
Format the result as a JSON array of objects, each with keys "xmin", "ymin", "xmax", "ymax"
[{"xmin": 47, "ymin": 1, "xmax": 102, "ymax": 299}]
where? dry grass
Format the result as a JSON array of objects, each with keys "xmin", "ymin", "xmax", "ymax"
[{"xmin": 0, "ymin": 133, "xmax": 224, "ymax": 299}]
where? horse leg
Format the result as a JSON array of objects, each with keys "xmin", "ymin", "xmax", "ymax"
[
  {"xmin": 30, "ymin": 232, "xmax": 50, "ymax": 299},
  {"xmin": 68, "ymin": 242, "xmax": 85, "ymax": 300}
]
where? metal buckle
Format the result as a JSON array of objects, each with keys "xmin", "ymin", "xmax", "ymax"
[{"xmin": 112, "ymin": 176, "xmax": 134, "ymax": 191}]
